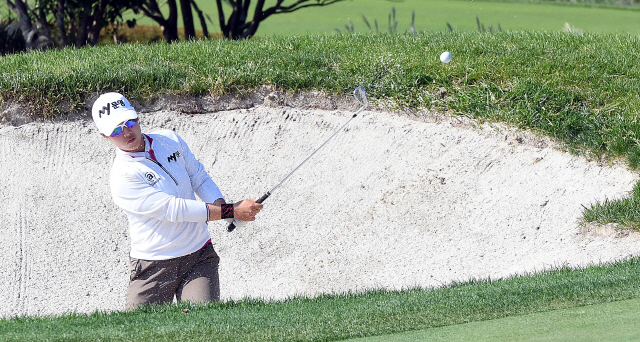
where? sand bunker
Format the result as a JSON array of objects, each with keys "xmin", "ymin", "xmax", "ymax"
[{"xmin": 1, "ymin": 101, "xmax": 639, "ymax": 318}]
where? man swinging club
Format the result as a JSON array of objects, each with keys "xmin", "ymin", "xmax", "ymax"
[{"xmin": 92, "ymin": 92, "xmax": 263, "ymax": 310}]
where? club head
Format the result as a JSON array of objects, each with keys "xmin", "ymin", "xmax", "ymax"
[{"xmin": 354, "ymin": 86, "xmax": 368, "ymax": 107}]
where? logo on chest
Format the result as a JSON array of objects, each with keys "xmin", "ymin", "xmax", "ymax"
[
  {"xmin": 144, "ymin": 172, "xmax": 160, "ymax": 186},
  {"xmin": 167, "ymin": 151, "xmax": 181, "ymax": 163}
]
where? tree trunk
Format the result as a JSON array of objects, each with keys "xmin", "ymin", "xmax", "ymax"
[
  {"xmin": 192, "ymin": 1, "xmax": 209, "ymax": 39},
  {"xmin": 215, "ymin": 0, "xmax": 346, "ymax": 40},
  {"xmin": 56, "ymin": 0, "xmax": 68, "ymax": 47},
  {"xmin": 215, "ymin": 0, "xmax": 227, "ymax": 38},
  {"xmin": 138, "ymin": 0, "xmax": 180, "ymax": 43},
  {"xmin": 223, "ymin": 0, "xmax": 250, "ymax": 39},
  {"xmin": 36, "ymin": 3, "xmax": 53, "ymax": 48},
  {"xmin": 180, "ymin": 0, "xmax": 195, "ymax": 40},
  {"xmin": 89, "ymin": 0, "xmax": 108, "ymax": 46},
  {"xmin": 76, "ymin": 3, "xmax": 92, "ymax": 46},
  {"xmin": 6, "ymin": 0, "xmax": 38, "ymax": 48},
  {"xmin": 163, "ymin": 0, "xmax": 179, "ymax": 43}
]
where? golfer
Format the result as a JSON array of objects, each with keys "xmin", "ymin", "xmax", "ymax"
[{"xmin": 91, "ymin": 92, "xmax": 262, "ymax": 310}]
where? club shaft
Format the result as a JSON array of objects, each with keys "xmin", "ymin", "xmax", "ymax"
[
  {"xmin": 266, "ymin": 106, "xmax": 365, "ymax": 195},
  {"xmin": 227, "ymin": 104, "xmax": 366, "ymax": 232}
]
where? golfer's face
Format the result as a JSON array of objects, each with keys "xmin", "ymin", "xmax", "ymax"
[{"xmin": 106, "ymin": 120, "xmax": 143, "ymax": 152}]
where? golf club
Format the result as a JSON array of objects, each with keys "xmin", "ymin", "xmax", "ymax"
[{"xmin": 227, "ymin": 86, "xmax": 369, "ymax": 232}]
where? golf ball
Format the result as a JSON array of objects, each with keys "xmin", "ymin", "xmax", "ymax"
[{"xmin": 440, "ymin": 51, "xmax": 452, "ymax": 63}]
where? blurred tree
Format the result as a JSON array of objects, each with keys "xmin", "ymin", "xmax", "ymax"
[
  {"xmin": 132, "ymin": 0, "xmax": 211, "ymax": 43},
  {"xmin": 0, "ymin": 19, "xmax": 26, "ymax": 55},
  {"xmin": 132, "ymin": 0, "xmax": 179, "ymax": 42},
  {"xmin": 2, "ymin": 0, "xmax": 343, "ymax": 49},
  {"xmin": 3, "ymin": 0, "xmax": 136, "ymax": 49},
  {"xmin": 216, "ymin": 0, "xmax": 346, "ymax": 40},
  {"xmin": 180, "ymin": 0, "xmax": 195, "ymax": 39},
  {"xmin": 3, "ymin": 0, "xmax": 52, "ymax": 49}
]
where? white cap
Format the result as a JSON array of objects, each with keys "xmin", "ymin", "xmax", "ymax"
[{"xmin": 91, "ymin": 92, "xmax": 138, "ymax": 136}]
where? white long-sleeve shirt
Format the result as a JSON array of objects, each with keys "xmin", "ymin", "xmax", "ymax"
[{"xmin": 110, "ymin": 130, "xmax": 224, "ymax": 260}]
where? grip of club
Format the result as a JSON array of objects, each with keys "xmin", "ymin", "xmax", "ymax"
[
  {"xmin": 257, "ymin": 192, "xmax": 270, "ymax": 204},
  {"xmin": 227, "ymin": 192, "xmax": 271, "ymax": 232}
]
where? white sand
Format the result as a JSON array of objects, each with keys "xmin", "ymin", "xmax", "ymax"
[{"xmin": 1, "ymin": 98, "xmax": 639, "ymax": 318}]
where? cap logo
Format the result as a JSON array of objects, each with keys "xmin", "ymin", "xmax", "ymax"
[
  {"xmin": 98, "ymin": 103, "xmax": 110, "ymax": 118},
  {"xmin": 98, "ymin": 99, "xmax": 127, "ymax": 118}
]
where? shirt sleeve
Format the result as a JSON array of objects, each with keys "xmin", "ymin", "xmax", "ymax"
[
  {"xmin": 111, "ymin": 171, "xmax": 209, "ymax": 223},
  {"xmin": 176, "ymin": 133, "xmax": 225, "ymax": 204}
]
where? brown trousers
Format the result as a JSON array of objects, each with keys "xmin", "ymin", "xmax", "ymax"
[{"xmin": 126, "ymin": 241, "xmax": 220, "ymax": 310}]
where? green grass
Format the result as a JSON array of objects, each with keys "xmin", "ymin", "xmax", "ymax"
[
  {"xmin": 581, "ymin": 181, "xmax": 640, "ymax": 230},
  {"xmin": 119, "ymin": 0, "xmax": 640, "ymax": 36},
  {"xmin": 253, "ymin": 0, "xmax": 640, "ymax": 35},
  {"xmin": 2, "ymin": 258, "xmax": 640, "ymax": 341},
  {"xmin": 344, "ymin": 297, "xmax": 640, "ymax": 342},
  {"xmin": 4, "ymin": 0, "xmax": 640, "ymax": 37}
]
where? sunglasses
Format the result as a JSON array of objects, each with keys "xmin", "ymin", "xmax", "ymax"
[{"xmin": 110, "ymin": 119, "xmax": 138, "ymax": 137}]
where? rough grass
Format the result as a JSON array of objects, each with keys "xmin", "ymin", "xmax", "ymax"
[
  {"xmin": 2, "ymin": 258, "xmax": 640, "ymax": 341},
  {"xmin": 3, "ymin": 32, "xmax": 640, "ymax": 163}
]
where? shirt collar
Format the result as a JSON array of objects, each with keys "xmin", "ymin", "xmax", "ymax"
[{"xmin": 116, "ymin": 134, "xmax": 152, "ymax": 160}]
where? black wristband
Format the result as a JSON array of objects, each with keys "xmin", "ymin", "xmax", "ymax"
[{"xmin": 221, "ymin": 204, "xmax": 234, "ymax": 219}]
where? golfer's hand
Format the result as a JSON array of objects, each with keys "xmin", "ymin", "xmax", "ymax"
[{"xmin": 234, "ymin": 198, "xmax": 263, "ymax": 221}]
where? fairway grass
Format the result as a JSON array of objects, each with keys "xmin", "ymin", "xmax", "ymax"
[
  {"xmin": 4, "ymin": 0, "xmax": 639, "ymax": 35},
  {"xmin": 343, "ymin": 298, "xmax": 640, "ymax": 342},
  {"xmin": 120, "ymin": 0, "xmax": 640, "ymax": 36}
]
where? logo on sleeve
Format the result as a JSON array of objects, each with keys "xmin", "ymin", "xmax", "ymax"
[
  {"xmin": 167, "ymin": 151, "xmax": 181, "ymax": 163},
  {"xmin": 144, "ymin": 172, "xmax": 160, "ymax": 186}
]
